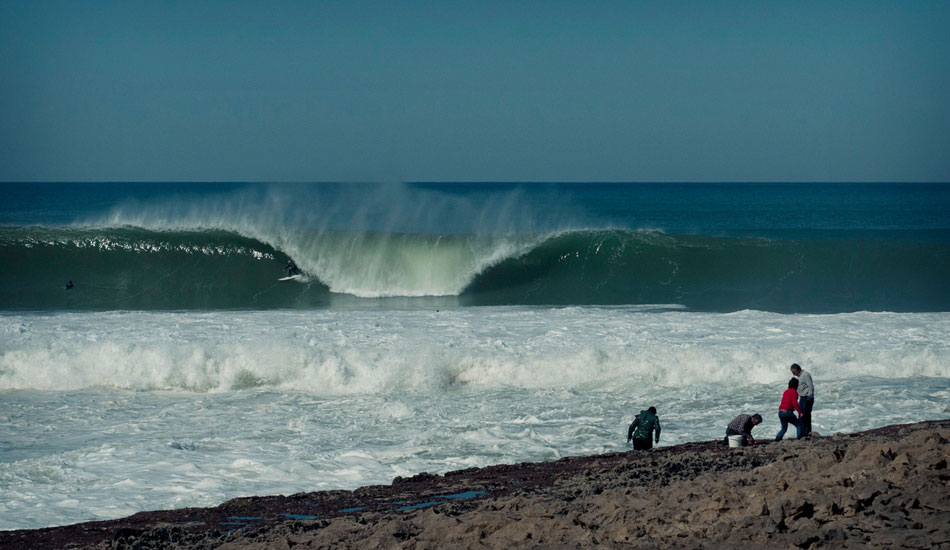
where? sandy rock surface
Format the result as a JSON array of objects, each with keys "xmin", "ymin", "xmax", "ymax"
[{"xmin": 2, "ymin": 420, "xmax": 947, "ymax": 549}]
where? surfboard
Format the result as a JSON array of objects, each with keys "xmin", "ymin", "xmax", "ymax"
[{"xmin": 278, "ymin": 274, "xmax": 302, "ymax": 281}]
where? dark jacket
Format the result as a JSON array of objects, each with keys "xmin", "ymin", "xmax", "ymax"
[{"xmin": 627, "ymin": 409, "xmax": 661, "ymax": 442}]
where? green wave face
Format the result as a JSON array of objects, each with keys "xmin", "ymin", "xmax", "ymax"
[
  {"xmin": 0, "ymin": 227, "xmax": 330, "ymax": 310},
  {"xmin": 2, "ymin": 226, "xmax": 948, "ymax": 312},
  {"xmin": 461, "ymin": 230, "xmax": 950, "ymax": 312}
]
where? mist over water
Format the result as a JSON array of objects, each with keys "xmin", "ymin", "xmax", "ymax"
[{"xmin": 85, "ymin": 183, "xmax": 579, "ymax": 299}]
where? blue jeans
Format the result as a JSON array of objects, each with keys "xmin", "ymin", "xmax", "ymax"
[
  {"xmin": 799, "ymin": 396, "xmax": 814, "ymax": 438},
  {"xmin": 776, "ymin": 410, "xmax": 800, "ymax": 441}
]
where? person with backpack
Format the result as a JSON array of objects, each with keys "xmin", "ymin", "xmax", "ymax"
[{"xmin": 626, "ymin": 406, "xmax": 661, "ymax": 450}]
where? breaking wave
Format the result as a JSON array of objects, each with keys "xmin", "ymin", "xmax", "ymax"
[{"xmin": 1, "ymin": 225, "xmax": 948, "ymax": 312}]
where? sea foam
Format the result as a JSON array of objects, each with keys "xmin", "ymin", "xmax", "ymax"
[
  {"xmin": 2, "ymin": 307, "xmax": 948, "ymax": 531},
  {"xmin": 2, "ymin": 309, "xmax": 947, "ymax": 393}
]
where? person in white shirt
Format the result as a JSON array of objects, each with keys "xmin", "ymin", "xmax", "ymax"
[{"xmin": 790, "ymin": 363, "xmax": 815, "ymax": 438}]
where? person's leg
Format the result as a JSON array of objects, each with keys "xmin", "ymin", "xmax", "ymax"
[
  {"xmin": 798, "ymin": 397, "xmax": 808, "ymax": 439},
  {"xmin": 777, "ymin": 411, "xmax": 799, "ymax": 440},
  {"xmin": 633, "ymin": 438, "xmax": 651, "ymax": 450},
  {"xmin": 799, "ymin": 397, "xmax": 814, "ymax": 437},
  {"xmin": 806, "ymin": 398, "xmax": 814, "ymax": 434},
  {"xmin": 776, "ymin": 412, "xmax": 788, "ymax": 441}
]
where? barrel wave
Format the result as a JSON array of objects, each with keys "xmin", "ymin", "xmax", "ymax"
[
  {"xmin": 2, "ymin": 225, "xmax": 947, "ymax": 312},
  {"xmin": 464, "ymin": 230, "xmax": 950, "ymax": 312},
  {"xmin": 0, "ymin": 226, "xmax": 330, "ymax": 309}
]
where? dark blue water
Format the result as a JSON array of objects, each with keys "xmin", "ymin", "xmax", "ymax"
[
  {"xmin": 1, "ymin": 182, "xmax": 948, "ymax": 312},
  {"xmin": 4, "ymin": 182, "xmax": 949, "ymax": 237},
  {"xmin": 418, "ymin": 182, "xmax": 950, "ymax": 237}
]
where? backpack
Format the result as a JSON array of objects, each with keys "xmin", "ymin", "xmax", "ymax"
[{"xmin": 632, "ymin": 410, "xmax": 657, "ymax": 440}]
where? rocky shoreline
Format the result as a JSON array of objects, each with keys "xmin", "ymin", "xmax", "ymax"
[{"xmin": 2, "ymin": 419, "xmax": 947, "ymax": 549}]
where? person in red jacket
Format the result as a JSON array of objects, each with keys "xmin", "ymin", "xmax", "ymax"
[{"xmin": 776, "ymin": 377, "xmax": 804, "ymax": 441}]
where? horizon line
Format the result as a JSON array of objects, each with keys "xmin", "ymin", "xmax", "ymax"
[{"xmin": 3, "ymin": 180, "xmax": 949, "ymax": 185}]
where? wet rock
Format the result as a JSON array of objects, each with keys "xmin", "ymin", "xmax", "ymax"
[{"xmin": 3, "ymin": 420, "xmax": 949, "ymax": 550}]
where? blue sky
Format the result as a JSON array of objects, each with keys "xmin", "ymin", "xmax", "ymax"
[{"xmin": 1, "ymin": 1, "xmax": 948, "ymax": 182}]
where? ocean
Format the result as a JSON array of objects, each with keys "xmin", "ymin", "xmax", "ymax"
[{"xmin": 1, "ymin": 182, "xmax": 948, "ymax": 530}]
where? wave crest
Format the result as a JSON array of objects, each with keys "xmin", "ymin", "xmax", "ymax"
[{"xmin": 2, "ymin": 225, "xmax": 949, "ymax": 312}]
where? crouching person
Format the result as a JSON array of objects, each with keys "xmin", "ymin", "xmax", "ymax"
[{"xmin": 725, "ymin": 413, "xmax": 762, "ymax": 446}]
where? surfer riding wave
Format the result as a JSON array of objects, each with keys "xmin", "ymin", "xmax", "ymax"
[{"xmin": 285, "ymin": 259, "xmax": 301, "ymax": 276}]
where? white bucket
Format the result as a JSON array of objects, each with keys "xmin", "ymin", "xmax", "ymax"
[{"xmin": 727, "ymin": 435, "xmax": 745, "ymax": 448}]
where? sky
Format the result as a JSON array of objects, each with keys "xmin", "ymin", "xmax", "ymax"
[{"xmin": 1, "ymin": 1, "xmax": 948, "ymax": 183}]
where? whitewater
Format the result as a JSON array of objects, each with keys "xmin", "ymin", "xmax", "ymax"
[
  {"xmin": 1, "ymin": 182, "xmax": 949, "ymax": 530},
  {"xmin": 3, "ymin": 307, "xmax": 948, "ymax": 530}
]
